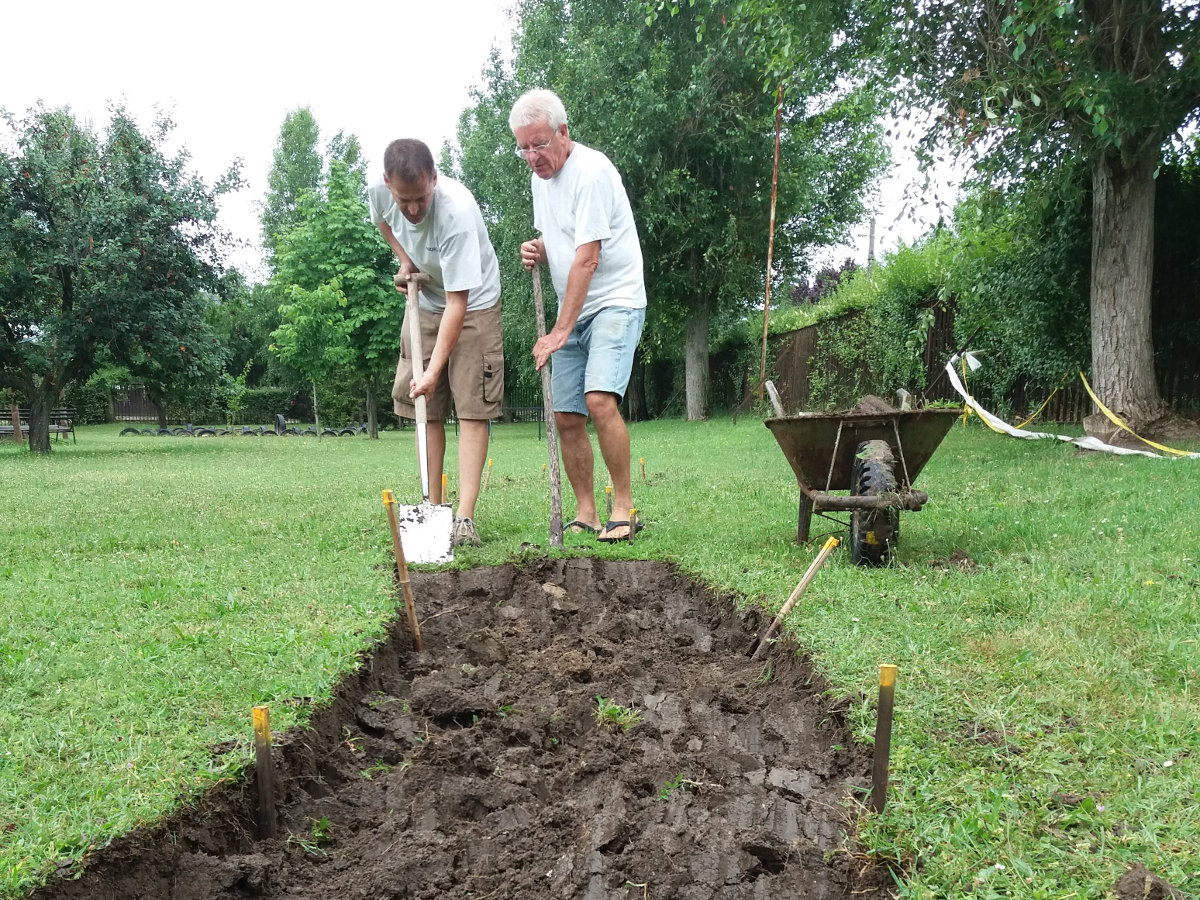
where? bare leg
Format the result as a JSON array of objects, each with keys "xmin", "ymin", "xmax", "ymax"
[
  {"xmin": 455, "ymin": 419, "xmax": 489, "ymax": 521},
  {"xmin": 587, "ymin": 392, "xmax": 635, "ymax": 539},
  {"xmin": 556, "ymin": 411, "xmax": 600, "ymax": 529},
  {"xmin": 419, "ymin": 421, "xmax": 446, "ymax": 504}
]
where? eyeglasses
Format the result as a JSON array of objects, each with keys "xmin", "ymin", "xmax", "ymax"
[{"xmin": 514, "ymin": 136, "xmax": 554, "ymax": 158}]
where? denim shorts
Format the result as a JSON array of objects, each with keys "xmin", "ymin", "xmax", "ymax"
[{"xmin": 551, "ymin": 306, "xmax": 645, "ymax": 416}]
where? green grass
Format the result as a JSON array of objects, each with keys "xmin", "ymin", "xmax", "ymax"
[{"xmin": 2, "ymin": 420, "xmax": 1199, "ymax": 898}]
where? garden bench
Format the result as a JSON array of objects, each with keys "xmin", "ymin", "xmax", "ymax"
[{"xmin": 0, "ymin": 407, "xmax": 77, "ymax": 443}]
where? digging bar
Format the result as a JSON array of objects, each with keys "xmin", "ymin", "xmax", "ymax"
[
  {"xmin": 392, "ymin": 272, "xmax": 454, "ymax": 564},
  {"xmin": 532, "ymin": 266, "xmax": 564, "ymax": 548}
]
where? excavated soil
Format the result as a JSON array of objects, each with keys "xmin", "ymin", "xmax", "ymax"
[{"xmin": 34, "ymin": 559, "xmax": 894, "ymax": 900}]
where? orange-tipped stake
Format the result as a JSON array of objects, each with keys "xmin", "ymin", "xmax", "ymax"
[
  {"xmin": 382, "ymin": 489, "xmax": 424, "ymax": 652},
  {"xmin": 640, "ymin": 457, "xmax": 645, "ymax": 480},
  {"xmin": 627, "ymin": 508, "xmax": 638, "ymax": 545},
  {"xmin": 252, "ymin": 706, "xmax": 277, "ymax": 838},
  {"xmin": 483, "ymin": 458, "xmax": 493, "ymax": 492}
]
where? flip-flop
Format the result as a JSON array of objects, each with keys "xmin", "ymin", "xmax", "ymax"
[
  {"xmin": 597, "ymin": 519, "xmax": 644, "ymax": 543},
  {"xmin": 566, "ymin": 519, "xmax": 600, "ymax": 535}
]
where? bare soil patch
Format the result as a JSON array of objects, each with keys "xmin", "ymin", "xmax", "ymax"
[{"xmin": 34, "ymin": 559, "xmax": 894, "ymax": 899}]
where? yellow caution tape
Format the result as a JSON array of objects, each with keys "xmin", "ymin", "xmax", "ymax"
[
  {"xmin": 1014, "ymin": 373, "xmax": 1072, "ymax": 430},
  {"xmin": 1079, "ymin": 372, "xmax": 1193, "ymax": 457}
]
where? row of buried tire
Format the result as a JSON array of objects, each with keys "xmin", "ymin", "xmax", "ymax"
[{"xmin": 118, "ymin": 424, "xmax": 368, "ymax": 437}]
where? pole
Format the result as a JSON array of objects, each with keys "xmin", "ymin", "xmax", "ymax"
[
  {"xmin": 751, "ymin": 536, "xmax": 839, "ymax": 661},
  {"xmin": 758, "ymin": 82, "xmax": 784, "ymax": 404},
  {"xmin": 532, "ymin": 267, "xmax": 564, "ymax": 548}
]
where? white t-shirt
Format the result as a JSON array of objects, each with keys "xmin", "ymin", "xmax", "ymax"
[
  {"xmin": 368, "ymin": 175, "xmax": 501, "ymax": 313},
  {"xmin": 531, "ymin": 143, "xmax": 646, "ymax": 321}
]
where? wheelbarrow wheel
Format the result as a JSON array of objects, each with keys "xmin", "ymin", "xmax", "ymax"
[{"xmin": 850, "ymin": 440, "xmax": 899, "ymax": 566}]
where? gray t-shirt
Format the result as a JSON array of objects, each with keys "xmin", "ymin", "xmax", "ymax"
[
  {"xmin": 368, "ymin": 175, "xmax": 501, "ymax": 313},
  {"xmin": 531, "ymin": 143, "xmax": 646, "ymax": 320}
]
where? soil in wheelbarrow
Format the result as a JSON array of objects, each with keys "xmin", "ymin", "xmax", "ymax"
[{"xmin": 34, "ymin": 559, "xmax": 895, "ymax": 900}]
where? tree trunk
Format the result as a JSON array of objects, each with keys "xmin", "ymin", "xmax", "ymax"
[
  {"xmin": 684, "ymin": 298, "xmax": 711, "ymax": 421},
  {"xmin": 312, "ymin": 381, "xmax": 321, "ymax": 438},
  {"xmin": 148, "ymin": 391, "xmax": 168, "ymax": 431},
  {"xmin": 365, "ymin": 378, "xmax": 379, "ymax": 439},
  {"xmin": 1084, "ymin": 154, "xmax": 1164, "ymax": 439},
  {"xmin": 26, "ymin": 383, "xmax": 53, "ymax": 454}
]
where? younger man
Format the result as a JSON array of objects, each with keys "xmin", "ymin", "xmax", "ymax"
[{"xmin": 368, "ymin": 139, "xmax": 503, "ymax": 547}]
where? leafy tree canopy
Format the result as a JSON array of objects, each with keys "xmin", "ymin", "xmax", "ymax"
[{"xmin": 0, "ymin": 105, "xmax": 238, "ymax": 451}]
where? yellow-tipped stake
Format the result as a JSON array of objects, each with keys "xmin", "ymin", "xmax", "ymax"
[
  {"xmin": 750, "ymin": 535, "xmax": 840, "ymax": 661},
  {"xmin": 870, "ymin": 664, "xmax": 899, "ymax": 813},
  {"xmin": 252, "ymin": 706, "xmax": 276, "ymax": 838},
  {"xmin": 382, "ymin": 489, "xmax": 424, "ymax": 652},
  {"xmin": 627, "ymin": 508, "xmax": 638, "ymax": 545},
  {"xmin": 441, "ymin": 472, "xmax": 448, "ymax": 502},
  {"xmin": 640, "ymin": 457, "xmax": 645, "ymax": 480},
  {"xmin": 483, "ymin": 458, "xmax": 493, "ymax": 492},
  {"xmin": 605, "ymin": 485, "xmax": 613, "ymax": 517}
]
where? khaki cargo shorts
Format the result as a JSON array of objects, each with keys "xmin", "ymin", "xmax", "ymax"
[{"xmin": 392, "ymin": 301, "xmax": 504, "ymax": 421}]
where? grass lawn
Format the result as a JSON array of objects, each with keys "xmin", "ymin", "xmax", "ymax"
[{"xmin": 2, "ymin": 419, "xmax": 1198, "ymax": 898}]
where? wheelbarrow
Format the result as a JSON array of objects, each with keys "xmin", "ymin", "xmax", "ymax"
[{"xmin": 765, "ymin": 407, "xmax": 959, "ymax": 565}]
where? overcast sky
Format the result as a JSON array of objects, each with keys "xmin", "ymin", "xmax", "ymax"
[
  {"xmin": 2, "ymin": 0, "xmax": 958, "ymax": 282},
  {"xmin": 2, "ymin": 0, "xmax": 517, "ymax": 280}
]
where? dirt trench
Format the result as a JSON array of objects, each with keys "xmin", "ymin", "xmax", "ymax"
[{"xmin": 34, "ymin": 558, "xmax": 894, "ymax": 900}]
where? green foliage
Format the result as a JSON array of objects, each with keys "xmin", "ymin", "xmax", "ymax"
[
  {"xmin": 237, "ymin": 387, "xmax": 295, "ymax": 425},
  {"xmin": 261, "ymin": 108, "xmax": 322, "ymax": 259},
  {"xmin": 594, "ymin": 696, "xmax": 643, "ymax": 732},
  {"xmin": 452, "ymin": 0, "xmax": 888, "ymax": 415},
  {"xmin": 267, "ymin": 129, "xmax": 400, "ymax": 436},
  {"xmin": 0, "ymin": 106, "xmax": 236, "ymax": 451},
  {"xmin": 943, "ymin": 170, "xmax": 1092, "ymax": 412}
]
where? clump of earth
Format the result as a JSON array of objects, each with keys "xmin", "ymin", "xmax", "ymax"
[
  {"xmin": 847, "ymin": 395, "xmax": 898, "ymax": 416},
  {"xmin": 34, "ymin": 559, "xmax": 895, "ymax": 899}
]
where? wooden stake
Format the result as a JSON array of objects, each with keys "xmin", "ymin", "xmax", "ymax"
[
  {"xmin": 627, "ymin": 508, "xmax": 638, "ymax": 545},
  {"xmin": 640, "ymin": 457, "xmax": 645, "ymax": 481},
  {"xmin": 252, "ymin": 706, "xmax": 277, "ymax": 838},
  {"xmin": 750, "ymin": 536, "xmax": 839, "ymax": 661},
  {"xmin": 870, "ymin": 664, "xmax": 899, "ymax": 813},
  {"xmin": 441, "ymin": 472, "xmax": 448, "ymax": 500},
  {"xmin": 605, "ymin": 485, "xmax": 613, "ymax": 517},
  {"xmin": 483, "ymin": 458, "xmax": 493, "ymax": 492},
  {"xmin": 382, "ymin": 489, "xmax": 424, "ymax": 652}
]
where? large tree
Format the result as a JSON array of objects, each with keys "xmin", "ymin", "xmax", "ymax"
[
  {"xmin": 260, "ymin": 107, "xmax": 322, "ymax": 262},
  {"xmin": 0, "ymin": 107, "xmax": 236, "ymax": 452},
  {"xmin": 888, "ymin": 0, "xmax": 1200, "ymax": 437},
  {"xmin": 269, "ymin": 137, "xmax": 400, "ymax": 436},
  {"xmin": 453, "ymin": 0, "xmax": 887, "ymax": 419}
]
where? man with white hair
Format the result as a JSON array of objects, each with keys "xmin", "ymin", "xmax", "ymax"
[{"xmin": 510, "ymin": 88, "xmax": 647, "ymax": 543}]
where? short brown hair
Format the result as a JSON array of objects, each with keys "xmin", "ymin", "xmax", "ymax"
[{"xmin": 383, "ymin": 139, "xmax": 435, "ymax": 184}]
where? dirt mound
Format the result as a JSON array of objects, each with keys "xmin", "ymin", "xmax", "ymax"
[
  {"xmin": 848, "ymin": 395, "xmax": 897, "ymax": 415},
  {"xmin": 33, "ymin": 560, "xmax": 894, "ymax": 900},
  {"xmin": 1114, "ymin": 863, "xmax": 1185, "ymax": 899}
]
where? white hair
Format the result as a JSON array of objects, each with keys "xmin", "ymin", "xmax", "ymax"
[{"xmin": 509, "ymin": 89, "xmax": 568, "ymax": 133}]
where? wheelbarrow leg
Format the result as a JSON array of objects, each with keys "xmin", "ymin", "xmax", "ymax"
[{"xmin": 797, "ymin": 491, "xmax": 813, "ymax": 544}]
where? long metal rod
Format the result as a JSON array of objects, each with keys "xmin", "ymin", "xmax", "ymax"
[
  {"xmin": 532, "ymin": 267, "xmax": 564, "ymax": 549},
  {"xmin": 758, "ymin": 83, "xmax": 784, "ymax": 404}
]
